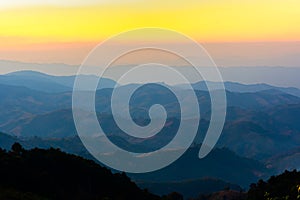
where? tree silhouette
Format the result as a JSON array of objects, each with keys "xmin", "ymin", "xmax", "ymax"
[
  {"xmin": 247, "ymin": 170, "xmax": 300, "ymax": 200},
  {"xmin": 0, "ymin": 144, "xmax": 185, "ymax": 200},
  {"xmin": 11, "ymin": 142, "xmax": 24, "ymax": 155}
]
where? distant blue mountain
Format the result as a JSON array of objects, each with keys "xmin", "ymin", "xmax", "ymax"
[
  {"xmin": 0, "ymin": 71, "xmax": 71, "ymax": 93},
  {"xmin": 1, "ymin": 60, "xmax": 300, "ymax": 87},
  {"xmin": 1, "ymin": 70, "xmax": 117, "ymax": 93},
  {"xmin": 178, "ymin": 81, "xmax": 300, "ymax": 97},
  {"xmin": 130, "ymin": 146, "xmax": 268, "ymax": 188},
  {"xmin": 2, "ymin": 70, "xmax": 300, "ymax": 97},
  {"xmin": 0, "ymin": 81, "xmax": 299, "ymax": 138}
]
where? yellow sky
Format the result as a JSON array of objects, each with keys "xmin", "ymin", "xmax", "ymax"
[
  {"xmin": 0, "ymin": 0, "xmax": 300, "ymax": 65},
  {"xmin": 1, "ymin": 0, "xmax": 300, "ymax": 43}
]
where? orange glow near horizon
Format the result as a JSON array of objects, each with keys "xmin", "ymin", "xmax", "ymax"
[{"xmin": 0, "ymin": 0, "xmax": 300, "ymax": 65}]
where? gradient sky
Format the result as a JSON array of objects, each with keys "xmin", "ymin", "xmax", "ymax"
[{"xmin": 0, "ymin": 0, "xmax": 300, "ymax": 66}]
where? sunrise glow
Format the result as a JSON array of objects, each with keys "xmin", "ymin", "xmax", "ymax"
[{"xmin": 0, "ymin": 0, "xmax": 299, "ymax": 64}]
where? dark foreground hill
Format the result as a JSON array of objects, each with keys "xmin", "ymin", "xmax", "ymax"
[
  {"xmin": 0, "ymin": 132, "xmax": 270, "ymax": 190},
  {"xmin": 0, "ymin": 143, "xmax": 299, "ymax": 200},
  {"xmin": 0, "ymin": 143, "xmax": 163, "ymax": 200},
  {"xmin": 247, "ymin": 170, "xmax": 300, "ymax": 200},
  {"xmin": 190, "ymin": 170, "xmax": 300, "ymax": 200}
]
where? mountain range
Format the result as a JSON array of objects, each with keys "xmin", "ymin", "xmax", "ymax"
[{"xmin": 0, "ymin": 70, "xmax": 299, "ymax": 198}]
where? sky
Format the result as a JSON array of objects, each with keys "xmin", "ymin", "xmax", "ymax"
[{"xmin": 0, "ymin": 0, "xmax": 300, "ymax": 66}]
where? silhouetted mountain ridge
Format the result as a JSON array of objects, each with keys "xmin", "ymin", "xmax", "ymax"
[{"xmin": 0, "ymin": 143, "xmax": 161, "ymax": 200}]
